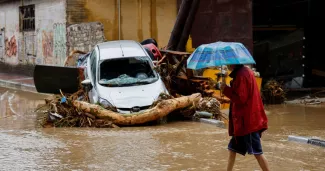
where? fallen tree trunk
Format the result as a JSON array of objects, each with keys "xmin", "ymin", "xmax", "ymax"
[
  {"xmin": 72, "ymin": 93, "xmax": 201, "ymax": 125},
  {"xmin": 63, "ymin": 50, "xmax": 87, "ymax": 67}
]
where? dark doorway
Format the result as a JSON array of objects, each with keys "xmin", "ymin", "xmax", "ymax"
[{"xmin": 252, "ymin": 0, "xmax": 325, "ymax": 88}]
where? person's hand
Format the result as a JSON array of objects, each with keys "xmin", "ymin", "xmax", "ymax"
[
  {"xmin": 224, "ymin": 71, "xmax": 229, "ymax": 77},
  {"xmin": 220, "ymin": 82, "xmax": 227, "ymax": 91}
]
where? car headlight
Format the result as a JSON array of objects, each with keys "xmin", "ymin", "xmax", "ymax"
[{"xmin": 99, "ymin": 98, "xmax": 114, "ymax": 109}]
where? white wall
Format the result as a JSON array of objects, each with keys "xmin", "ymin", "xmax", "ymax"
[{"xmin": 0, "ymin": 0, "xmax": 67, "ymax": 65}]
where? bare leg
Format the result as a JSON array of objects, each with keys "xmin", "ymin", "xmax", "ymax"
[
  {"xmin": 227, "ymin": 150, "xmax": 236, "ymax": 171},
  {"xmin": 255, "ymin": 154, "xmax": 270, "ymax": 171}
]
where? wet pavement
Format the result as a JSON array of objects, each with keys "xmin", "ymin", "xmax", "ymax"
[
  {"xmin": 0, "ymin": 87, "xmax": 325, "ymax": 171},
  {"xmin": 0, "ymin": 73, "xmax": 34, "ymax": 86},
  {"xmin": 0, "ymin": 73, "xmax": 36, "ymax": 93}
]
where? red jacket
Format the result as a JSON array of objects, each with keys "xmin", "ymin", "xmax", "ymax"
[{"xmin": 223, "ymin": 66, "xmax": 268, "ymax": 137}]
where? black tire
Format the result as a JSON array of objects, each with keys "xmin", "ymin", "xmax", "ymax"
[{"xmin": 141, "ymin": 38, "xmax": 158, "ymax": 47}]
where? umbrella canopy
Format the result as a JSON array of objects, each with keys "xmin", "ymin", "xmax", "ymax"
[{"xmin": 186, "ymin": 41, "xmax": 256, "ymax": 70}]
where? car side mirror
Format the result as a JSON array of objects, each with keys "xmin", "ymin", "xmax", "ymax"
[{"xmin": 81, "ymin": 79, "xmax": 93, "ymax": 91}]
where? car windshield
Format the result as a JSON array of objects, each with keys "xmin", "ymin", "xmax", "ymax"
[{"xmin": 98, "ymin": 56, "xmax": 158, "ymax": 87}]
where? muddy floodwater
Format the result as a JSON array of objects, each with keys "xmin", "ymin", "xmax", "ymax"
[{"xmin": 0, "ymin": 87, "xmax": 325, "ymax": 171}]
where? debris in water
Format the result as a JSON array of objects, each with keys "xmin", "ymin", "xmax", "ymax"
[
  {"xmin": 196, "ymin": 97, "xmax": 221, "ymax": 119},
  {"xmin": 262, "ymin": 80, "xmax": 286, "ymax": 104},
  {"xmin": 285, "ymin": 95, "xmax": 325, "ymax": 105},
  {"xmin": 37, "ymin": 89, "xmax": 117, "ymax": 128},
  {"xmin": 151, "ymin": 93, "xmax": 174, "ymax": 107},
  {"xmin": 60, "ymin": 96, "xmax": 67, "ymax": 104},
  {"xmin": 36, "ymin": 89, "xmax": 204, "ymax": 128}
]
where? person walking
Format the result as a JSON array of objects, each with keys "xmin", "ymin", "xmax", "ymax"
[{"xmin": 220, "ymin": 64, "xmax": 270, "ymax": 171}]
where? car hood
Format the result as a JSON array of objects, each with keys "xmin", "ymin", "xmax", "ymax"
[{"xmin": 97, "ymin": 80, "xmax": 167, "ymax": 108}]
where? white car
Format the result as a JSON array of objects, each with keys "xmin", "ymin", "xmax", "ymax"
[{"xmin": 81, "ymin": 40, "xmax": 168, "ymax": 114}]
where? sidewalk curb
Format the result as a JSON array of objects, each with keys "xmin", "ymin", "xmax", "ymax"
[
  {"xmin": 288, "ymin": 135, "xmax": 325, "ymax": 148},
  {"xmin": 0, "ymin": 79, "xmax": 37, "ymax": 93}
]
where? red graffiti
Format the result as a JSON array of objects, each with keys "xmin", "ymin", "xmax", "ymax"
[{"xmin": 5, "ymin": 36, "xmax": 17, "ymax": 57}]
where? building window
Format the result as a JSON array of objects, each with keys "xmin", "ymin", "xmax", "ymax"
[{"xmin": 19, "ymin": 5, "xmax": 35, "ymax": 32}]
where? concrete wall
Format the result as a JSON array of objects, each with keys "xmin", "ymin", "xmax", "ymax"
[
  {"xmin": 67, "ymin": 22, "xmax": 105, "ymax": 54},
  {"xmin": 67, "ymin": 0, "xmax": 177, "ymax": 48},
  {"xmin": 0, "ymin": 0, "xmax": 67, "ymax": 75}
]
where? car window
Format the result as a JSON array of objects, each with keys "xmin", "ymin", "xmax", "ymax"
[{"xmin": 98, "ymin": 57, "xmax": 159, "ymax": 87}]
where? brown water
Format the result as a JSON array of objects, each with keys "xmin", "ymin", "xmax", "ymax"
[{"xmin": 0, "ymin": 87, "xmax": 325, "ymax": 171}]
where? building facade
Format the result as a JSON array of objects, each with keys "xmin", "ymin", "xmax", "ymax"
[
  {"xmin": 0, "ymin": 0, "xmax": 177, "ymax": 75},
  {"xmin": 182, "ymin": 0, "xmax": 253, "ymax": 53},
  {"xmin": 0, "ymin": 0, "xmax": 67, "ymax": 70}
]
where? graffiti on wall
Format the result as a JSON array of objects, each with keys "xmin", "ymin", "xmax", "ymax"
[
  {"xmin": 53, "ymin": 23, "xmax": 66, "ymax": 65},
  {"xmin": 5, "ymin": 35, "xmax": 17, "ymax": 57},
  {"xmin": 42, "ymin": 31, "xmax": 53, "ymax": 64}
]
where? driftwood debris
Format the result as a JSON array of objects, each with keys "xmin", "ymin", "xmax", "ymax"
[
  {"xmin": 38, "ymin": 89, "xmax": 204, "ymax": 127},
  {"xmin": 262, "ymin": 80, "xmax": 286, "ymax": 104},
  {"xmin": 73, "ymin": 93, "xmax": 201, "ymax": 126},
  {"xmin": 64, "ymin": 50, "xmax": 87, "ymax": 67}
]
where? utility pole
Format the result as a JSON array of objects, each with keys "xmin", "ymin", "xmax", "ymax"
[
  {"xmin": 167, "ymin": 0, "xmax": 193, "ymax": 51},
  {"xmin": 176, "ymin": 0, "xmax": 199, "ymax": 51}
]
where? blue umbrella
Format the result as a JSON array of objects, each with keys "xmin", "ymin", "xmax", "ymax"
[{"xmin": 186, "ymin": 41, "xmax": 256, "ymax": 70}]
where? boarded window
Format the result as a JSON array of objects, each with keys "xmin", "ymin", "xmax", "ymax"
[{"xmin": 19, "ymin": 5, "xmax": 35, "ymax": 32}]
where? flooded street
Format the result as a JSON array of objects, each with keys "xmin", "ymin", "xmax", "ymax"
[{"xmin": 0, "ymin": 87, "xmax": 324, "ymax": 171}]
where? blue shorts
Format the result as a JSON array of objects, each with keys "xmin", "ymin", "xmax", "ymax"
[{"xmin": 228, "ymin": 132, "xmax": 263, "ymax": 156}]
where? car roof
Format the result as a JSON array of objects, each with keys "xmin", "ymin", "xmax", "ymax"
[{"xmin": 97, "ymin": 40, "xmax": 148, "ymax": 60}]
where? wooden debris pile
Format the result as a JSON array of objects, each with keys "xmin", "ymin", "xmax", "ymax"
[
  {"xmin": 37, "ymin": 89, "xmax": 118, "ymax": 128},
  {"xmin": 151, "ymin": 93, "xmax": 174, "ymax": 107},
  {"xmin": 155, "ymin": 50, "xmax": 225, "ymax": 102},
  {"xmin": 37, "ymin": 88, "xmax": 204, "ymax": 128},
  {"xmin": 262, "ymin": 80, "xmax": 286, "ymax": 104},
  {"xmin": 194, "ymin": 97, "xmax": 228, "ymax": 123},
  {"xmin": 154, "ymin": 62, "xmax": 176, "ymax": 93},
  {"xmin": 196, "ymin": 98, "xmax": 221, "ymax": 118}
]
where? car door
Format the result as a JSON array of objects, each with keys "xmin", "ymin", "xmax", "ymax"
[{"xmin": 87, "ymin": 47, "xmax": 99, "ymax": 103}]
